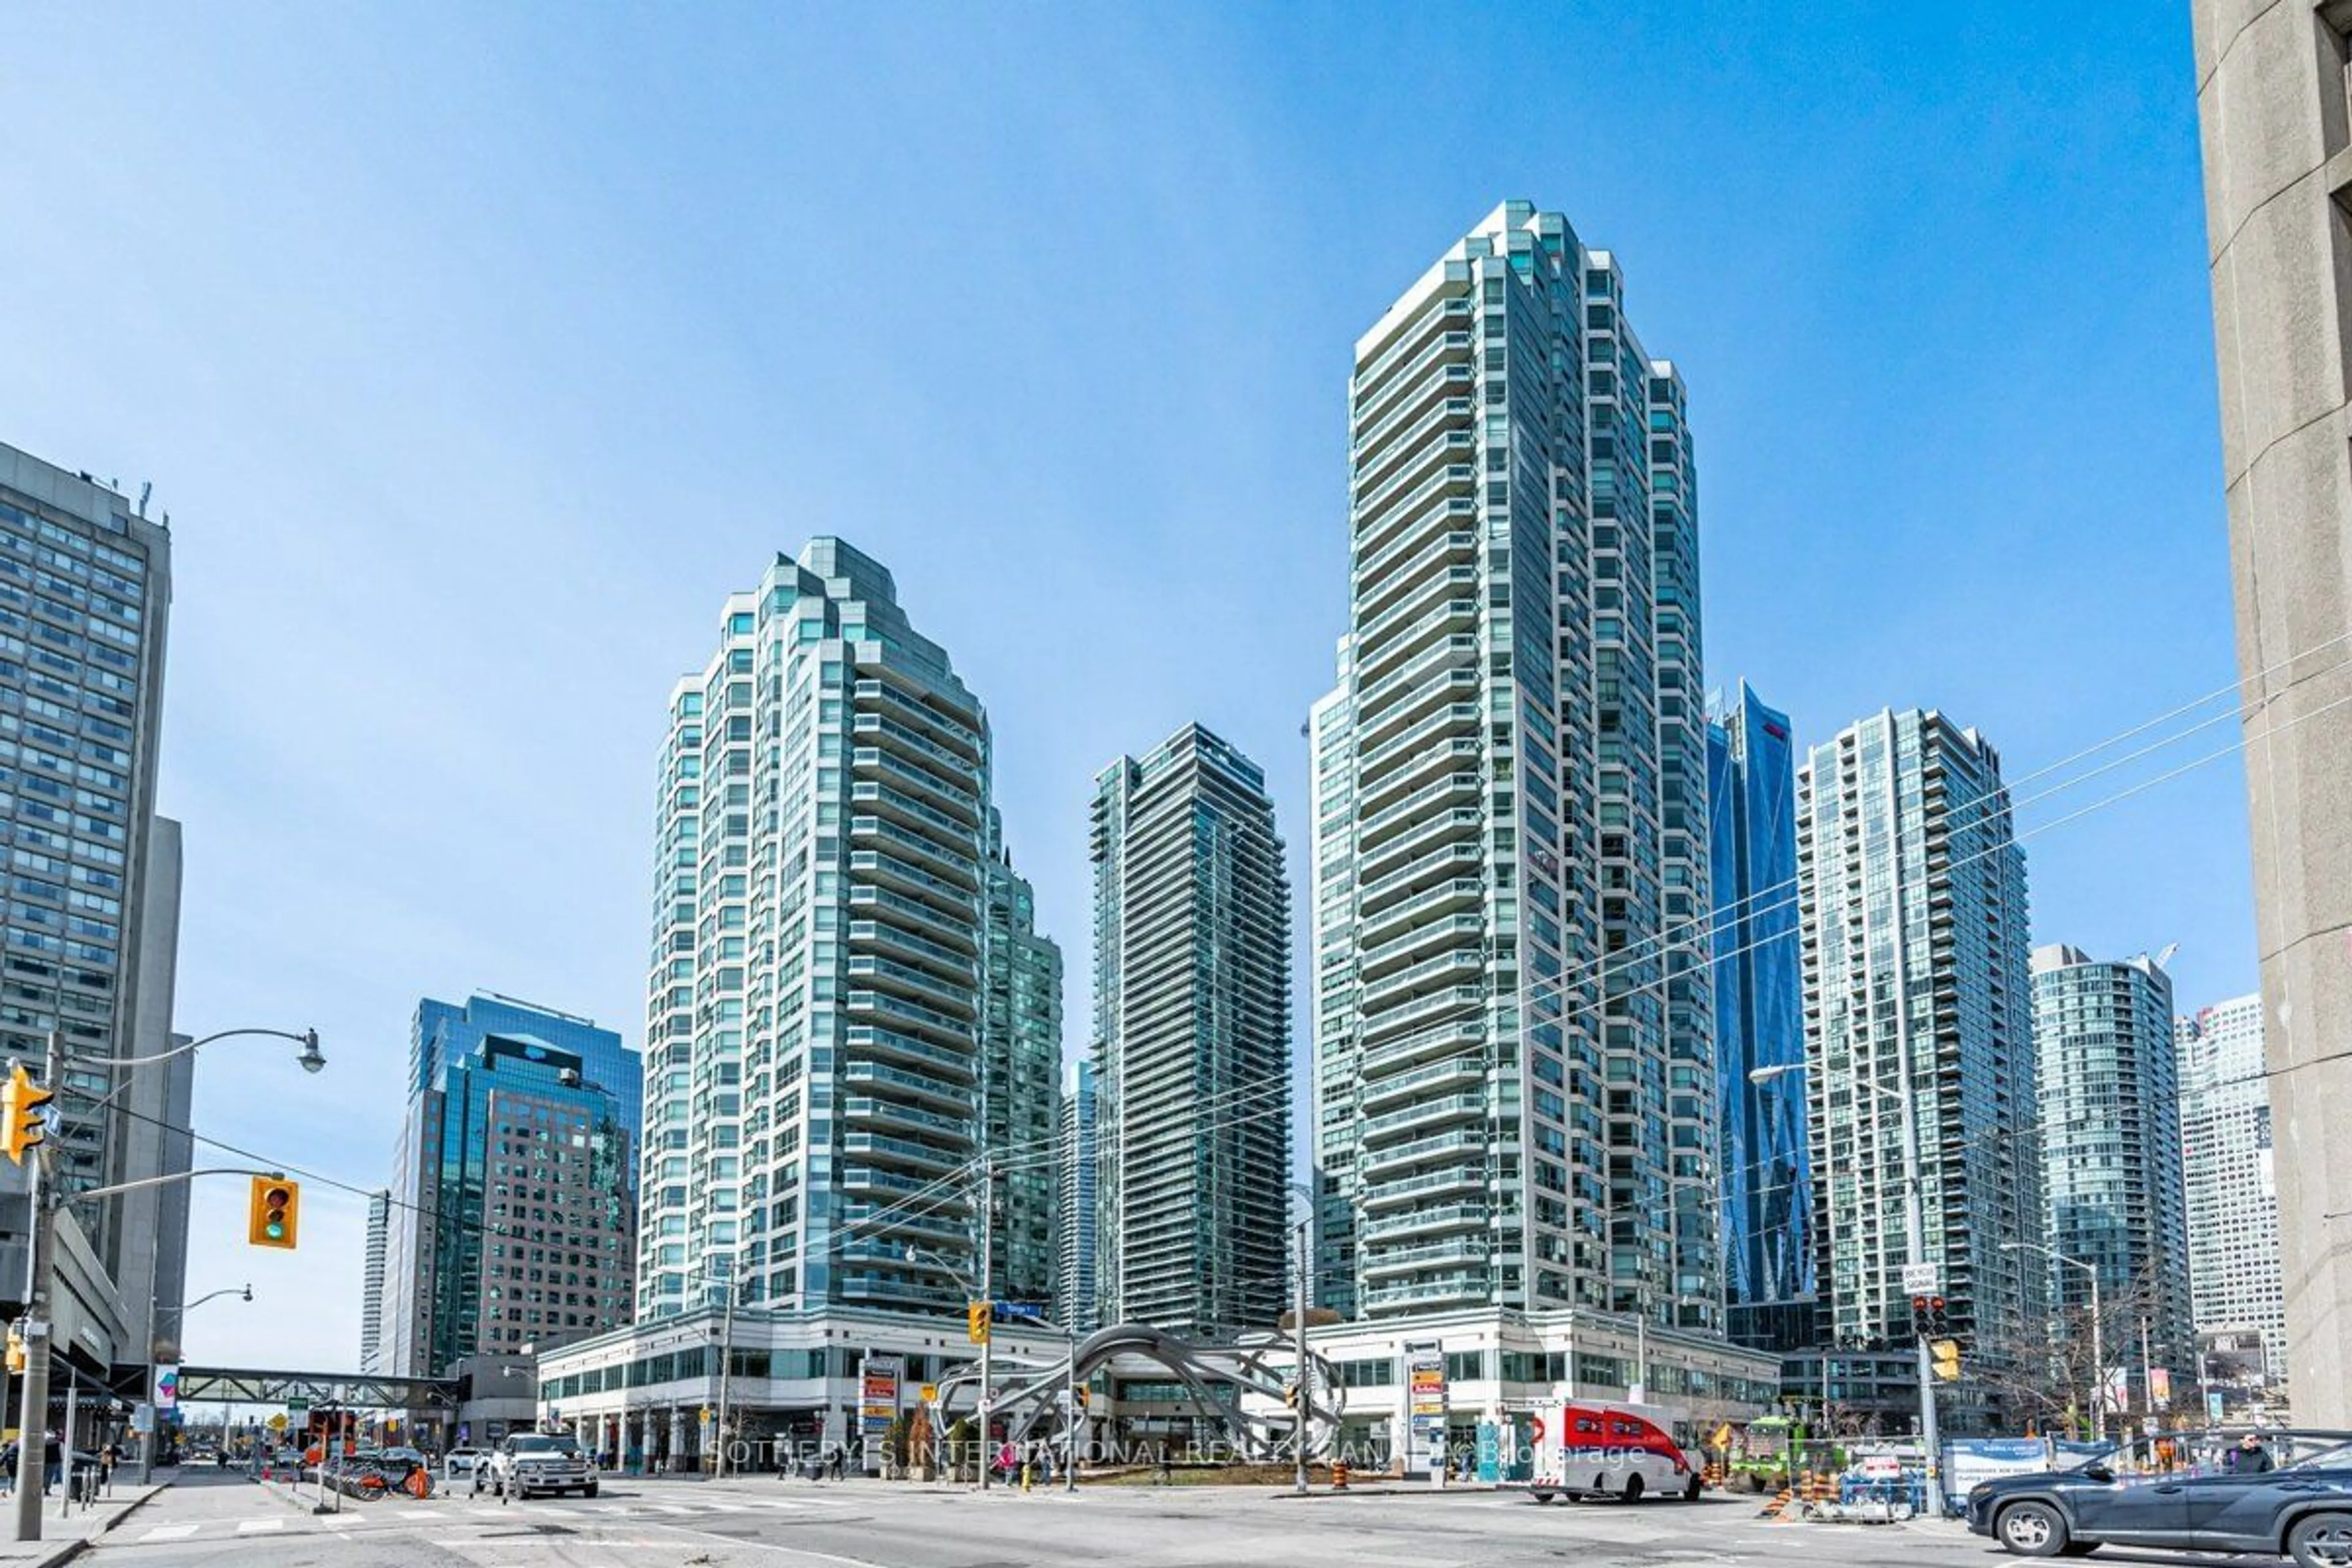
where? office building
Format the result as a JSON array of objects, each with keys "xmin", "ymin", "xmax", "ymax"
[
  {"xmin": 1311, "ymin": 200, "xmax": 1717, "ymax": 1328},
  {"xmin": 1058, "ymin": 1061, "xmax": 1098, "ymax": 1332},
  {"xmin": 1796, "ymin": 710, "xmax": 2041, "ymax": 1413},
  {"xmin": 2030, "ymin": 944, "xmax": 2195, "ymax": 1400},
  {"xmin": 1091, "ymin": 723, "xmax": 1290, "ymax": 1338},
  {"xmin": 360, "ymin": 1189, "xmax": 390, "ymax": 1374},
  {"xmin": 1708, "ymin": 682, "xmax": 1812, "ymax": 1352},
  {"xmin": 2192, "ymin": 0, "xmax": 2352, "ymax": 1421},
  {"xmin": 414, "ymin": 993, "xmax": 642, "ymax": 1183},
  {"xmin": 979, "ymin": 808, "xmax": 1062, "ymax": 1308},
  {"xmin": 2178, "ymin": 993, "xmax": 2288, "ymax": 1389},
  {"xmin": 382, "ymin": 1005, "xmax": 636, "ymax": 1381},
  {"xmin": 640, "ymin": 540, "xmax": 1006, "ymax": 1323},
  {"xmin": 0, "ymin": 445, "xmax": 184, "ymax": 1410}
]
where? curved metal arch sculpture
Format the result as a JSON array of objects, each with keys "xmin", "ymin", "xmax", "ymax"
[{"xmin": 928, "ymin": 1322, "xmax": 1346, "ymax": 1461}]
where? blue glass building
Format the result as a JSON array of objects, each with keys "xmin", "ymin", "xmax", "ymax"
[
  {"xmin": 412, "ymin": 993, "xmax": 642, "ymax": 1180},
  {"xmin": 1707, "ymin": 682, "xmax": 1814, "ymax": 1351}
]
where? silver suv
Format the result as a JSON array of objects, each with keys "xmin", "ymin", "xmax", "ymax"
[{"xmin": 482, "ymin": 1433, "xmax": 598, "ymax": 1501}]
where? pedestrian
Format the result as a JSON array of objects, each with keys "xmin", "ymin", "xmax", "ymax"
[
  {"xmin": 2234, "ymin": 1432, "xmax": 2275, "ymax": 1474},
  {"xmin": 42, "ymin": 1431, "xmax": 61, "ymax": 1496},
  {"xmin": 99, "ymin": 1441, "xmax": 116, "ymax": 1495}
]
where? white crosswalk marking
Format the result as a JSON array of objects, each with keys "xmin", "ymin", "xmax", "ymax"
[
  {"xmin": 235, "ymin": 1518, "xmax": 286, "ymax": 1533},
  {"xmin": 140, "ymin": 1524, "xmax": 200, "ymax": 1542}
]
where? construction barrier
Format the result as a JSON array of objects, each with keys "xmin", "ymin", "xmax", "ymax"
[{"xmin": 1331, "ymin": 1459, "xmax": 1350, "ymax": 1490}]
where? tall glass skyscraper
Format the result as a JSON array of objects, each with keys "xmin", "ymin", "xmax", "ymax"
[
  {"xmin": 1311, "ymin": 201, "xmax": 1717, "ymax": 1329},
  {"xmin": 2177, "ymin": 995, "xmax": 2287, "ymax": 1388},
  {"xmin": 2030, "ymin": 944, "xmax": 2194, "ymax": 1398},
  {"xmin": 1057, "ymin": 1061, "xmax": 1098, "ymax": 1333},
  {"xmin": 641, "ymin": 540, "xmax": 1057, "ymax": 1325},
  {"xmin": 413, "ymin": 993, "xmax": 643, "ymax": 1186},
  {"xmin": 1797, "ymin": 710, "xmax": 2041, "ymax": 1410},
  {"xmin": 1091, "ymin": 724, "xmax": 1290, "ymax": 1338},
  {"xmin": 383, "ymin": 1010, "xmax": 637, "ymax": 1378},
  {"xmin": 1707, "ymin": 682, "xmax": 1812, "ymax": 1351},
  {"xmin": 979, "ymin": 808, "xmax": 1063, "ymax": 1308}
]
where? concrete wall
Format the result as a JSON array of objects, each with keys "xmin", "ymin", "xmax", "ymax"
[{"xmin": 2193, "ymin": 0, "xmax": 2352, "ymax": 1425}]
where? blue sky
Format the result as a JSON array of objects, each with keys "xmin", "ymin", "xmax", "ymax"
[{"xmin": 0, "ymin": 2, "xmax": 2235, "ymax": 1370}]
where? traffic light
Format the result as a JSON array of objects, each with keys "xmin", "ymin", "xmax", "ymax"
[
  {"xmin": 248, "ymin": 1177, "xmax": 300, "ymax": 1249},
  {"xmin": 1932, "ymin": 1339, "xmax": 1962, "ymax": 1382},
  {"xmin": 4, "ymin": 1327, "xmax": 23, "ymax": 1374},
  {"xmin": 1284, "ymin": 1382, "xmax": 1301, "ymax": 1411},
  {"xmin": 0, "ymin": 1062, "xmax": 54, "ymax": 1165},
  {"xmin": 966, "ymin": 1301, "xmax": 990, "ymax": 1344},
  {"xmin": 1909, "ymin": 1294, "xmax": 1932, "ymax": 1336}
]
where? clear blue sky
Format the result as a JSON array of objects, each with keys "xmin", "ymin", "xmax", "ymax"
[{"xmin": 0, "ymin": 2, "xmax": 2235, "ymax": 1371}]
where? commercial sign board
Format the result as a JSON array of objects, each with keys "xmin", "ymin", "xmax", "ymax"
[
  {"xmin": 860, "ymin": 1354, "xmax": 903, "ymax": 1444},
  {"xmin": 1405, "ymin": 1340, "xmax": 1447, "ymax": 1483},
  {"xmin": 152, "ymin": 1364, "xmax": 179, "ymax": 1414}
]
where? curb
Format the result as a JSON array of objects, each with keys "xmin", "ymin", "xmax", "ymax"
[{"xmin": 39, "ymin": 1481, "xmax": 168, "ymax": 1568}]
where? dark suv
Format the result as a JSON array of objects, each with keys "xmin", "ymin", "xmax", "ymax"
[{"xmin": 1967, "ymin": 1432, "xmax": 2352, "ymax": 1564}]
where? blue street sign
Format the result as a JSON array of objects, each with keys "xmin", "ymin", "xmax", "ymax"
[{"xmin": 993, "ymin": 1300, "xmax": 1045, "ymax": 1320}]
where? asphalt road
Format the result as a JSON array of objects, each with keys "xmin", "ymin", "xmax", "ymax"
[{"xmin": 85, "ymin": 1468, "xmax": 2036, "ymax": 1567}]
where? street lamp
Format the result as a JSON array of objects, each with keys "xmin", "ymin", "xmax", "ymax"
[
  {"xmin": 1749, "ymin": 1061, "xmax": 1943, "ymax": 1517},
  {"xmin": 2004, "ymin": 1242, "xmax": 2105, "ymax": 1445},
  {"xmin": 905, "ymin": 1242, "xmax": 994, "ymax": 1491}
]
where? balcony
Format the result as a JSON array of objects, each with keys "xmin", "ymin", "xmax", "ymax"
[
  {"xmin": 1357, "ymin": 824, "xmax": 1483, "ymax": 898},
  {"xmin": 1357, "ymin": 664, "xmax": 1480, "ymax": 751},
  {"xmin": 1355, "ymin": 462, "xmax": 1477, "ymax": 561},
  {"xmin": 1359, "ymin": 880, "xmax": 1483, "ymax": 953},
  {"xmin": 1357, "ymin": 767, "xmax": 1480, "ymax": 852},
  {"xmin": 1354, "ymin": 515, "xmax": 1478, "ymax": 605},
  {"xmin": 1361, "ymin": 1237, "xmax": 1491, "ymax": 1280},
  {"xmin": 851, "ymin": 748, "xmax": 980, "ymax": 824},
  {"xmin": 1359, "ymin": 947, "xmax": 1484, "ymax": 1014},
  {"xmin": 846, "ymin": 918, "xmax": 973, "ymax": 979},
  {"xmin": 845, "ymin": 953, "xmax": 973, "ymax": 1013},
  {"xmin": 843, "ymin": 1023, "xmax": 976, "ymax": 1080},
  {"xmin": 850, "ymin": 781, "xmax": 975, "ymax": 845},
  {"xmin": 842, "ymin": 1060, "xmax": 971, "ymax": 1114},
  {"xmin": 848, "ymin": 885, "xmax": 978, "ymax": 954},
  {"xmin": 1352, "ymin": 405, "xmax": 1476, "ymax": 501},
  {"xmin": 852, "ymin": 710, "xmax": 984, "ymax": 785},
  {"xmin": 850, "ymin": 848, "xmax": 975, "ymax": 911},
  {"xmin": 1359, "ymin": 1201, "xmax": 1486, "ymax": 1242},
  {"xmin": 1359, "ymin": 1163, "xmax": 1486, "ymax": 1212},
  {"xmin": 1360, "ymin": 910, "xmax": 1485, "ymax": 979},
  {"xmin": 1360, "ymin": 1090, "xmax": 1485, "ymax": 1144},
  {"xmin": 1357, "ymin": 1053, "xmax": 1484, "ymax": 1114},
  {"xmin": 1363, "ymin": 1270, "xmax": 1489, "ymax": 1313},
  {"xmin": 1352, "ymin": 389, "xmax": 1474, "ymax": 470},
  {"xmin": 841, "ymin": 1129, "xmax": 965, "ymax": 1175},
  {"xmin": 1350, "ymin": 301, "xmax": 1470, "ymax": 403},
  {"xmin": 854, "ymin": 678, "xmax": 984, "ymax": 758},
  {"xmin": 1359, "ymin": 736, "xmax": 1482, "ymax": 820},
  {"xmin": 1359, "ymin": 1013, "xmax": 1485, "ymax": 1074},
  {"xmin": 845, "ymin": 987, "xmax": 971, "ymax": 1047},
  {"xmin": 1356, "ymin": 595, "xmax": 1479, "ymax": 685},
  {"xmin": 848, "ymin": 814, "xmax": 976, "ymax": 887},
  {"xmin": 1359, "ymin": 1125, "xmax": 1486, "ymax": 1180},
  {"xmin": 1358, "ymin": 700, "xmax": 1480, "ymax": 780},
  {"xmin": 1351, "ymin": 328, "xmax": 1473, "ymax": 425}
]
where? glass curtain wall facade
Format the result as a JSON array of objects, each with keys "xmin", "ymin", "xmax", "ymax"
[
  {"xmin": 979, "ymin": 807, "xmax": 1062, "ymax": 1308},
  {"xmin": 1315, "ymin": 201, "xmax": 1717, "ymax": 1329},
  {"xmin": 1091, "ymin": 724, "xmax": 1291, "ymax": 1338},
  {"xmin": 1307, "ymin": 636, "xmax": 1360, "ymax": 1317},
  {"xmin": 1796, "ymin": 710, "xmax": 2041, "ymax": 1396},
  {"xmin": 413, "ymin": 993, "xmax": 643, "ymax": 1176},
  {"xmin": 2030, "ymin": 944, "xmax": 2194, "ymax": 1395},
  {"xmin": 1708, "ymin": 682, "xmax": 1813, "ymax": 1351},
  {"xmin": 2177, "ymin": 995, "xmax": 2287, "ymax": 1386},
  {"xmin": 385, "ymin": 1026, "xmax": 636, "ymax": 1376},
  {"xmin": 1057, "ymin": 1061, "xmax": 1098, "ymax": 1332},
  {"xmin": 642, "ymin": 540, "xmax": 1038, "ymax": 1325}
]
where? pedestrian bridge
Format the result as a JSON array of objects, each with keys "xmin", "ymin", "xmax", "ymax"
[
  {"xmin": 927, "ymin": 1323, "xmax": 1346, "ymax": 1460},
  {"xmin": 173, "ymin": 1366, "xmax": 458, "ymax": 1410}
]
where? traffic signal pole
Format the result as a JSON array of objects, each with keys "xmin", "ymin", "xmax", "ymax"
[
  {"xmin": 13, "ymin": 1029, "xmax": 65, "ymax": 1542},
  {"xmin": 977, "ymin": 1151, "xmax": 992, "ymax": 1493}
]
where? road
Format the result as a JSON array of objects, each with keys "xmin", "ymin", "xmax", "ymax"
[{"xmin": 86, "ymin": 1468, "xmax": 2024, "ymax": 1567}]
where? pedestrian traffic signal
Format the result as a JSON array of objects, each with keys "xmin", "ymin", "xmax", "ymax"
[
  {"xmin": 966, "ymin": 1301, "xmax": 990, "ymax": 1344},
  {"xmin": 1932, "ymin": 1339, "xmax": 1962, "ymax": 1382},
  {"xmin": 0, "ymin": 1062, "xmax": 54, "ymax": 1165},
  {"xmin": 248, "ymin": 1177, "xmax": 300, "ymax": 1249}
]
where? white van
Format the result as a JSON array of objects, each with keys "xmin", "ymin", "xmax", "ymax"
[{"xmin": 1527, "ymin": 1401, "xmax": 1705, "ymax": 1503}]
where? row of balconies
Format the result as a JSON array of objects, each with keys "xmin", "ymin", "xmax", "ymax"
[
  {"xmin": 1349, "ymin": 293, "xmax": 1469, "ymax": 403},
  {"xmin": 1354, "ymin": 462, "xmax": 1477, "ymax": 562},
  {"xmin": 1352, "ymin": 516, "xmax": 1477, "ymax": 606}
]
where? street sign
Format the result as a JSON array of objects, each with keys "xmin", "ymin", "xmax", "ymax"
[
  {"xmin": 993, "ymin": 1301, "xmax": 1045, "ymax": 1321},
  {"xmin": 266, "ymin": 1414, "xmax": 288, "ymax": 1431},
  {"xmin": 286, "ymin": 1397, "xmax": 309, "ymax": 1417},
  {"xmin": 130, "ymin": 1404, "xmax": 153, "ymax": 1436},
  {"xmin": 1901, "ymin": 1264, "xmax": 1940, "ymax": 1294},
  {"xmin": 919, "ymin": 1384, "xmax": 938, "ymax": 1405}
]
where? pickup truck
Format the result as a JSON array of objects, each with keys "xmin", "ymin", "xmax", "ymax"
[{"xmin": 481, "ymin": 1433, "xmax": 599, "ymax": 1501}]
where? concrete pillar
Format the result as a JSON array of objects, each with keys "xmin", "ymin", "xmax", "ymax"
[
  {"xmin": 2193, "ymin": 0, "xmax": 2352, "ymax": 1427},
  {"xmin": 668, "ymin": 1409, "xmax": 686, "ymax": 1472},
  {"xmin": 639, "ymin": 1409, "xmax": 656, "ymax": 1472}
]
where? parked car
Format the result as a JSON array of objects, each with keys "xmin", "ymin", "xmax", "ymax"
[
  {"xmin": 482, "ymin": 1433, "xmax": 598, "ymax": 1501},
  {"xmin": 443, "ymin": 1447, "xmax": 483, "ymax": 1484},
  {"xmin": 1968, "ymin": 1433, "xmax": 2352, "ymax": 1564}
]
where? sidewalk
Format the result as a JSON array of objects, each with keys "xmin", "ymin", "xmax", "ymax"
[{"xmin": 0, "ymin": 1484, "xmax": 165, "ymax": 1567}]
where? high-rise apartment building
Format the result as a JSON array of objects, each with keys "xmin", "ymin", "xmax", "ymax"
[
  {"xmin": 1091, "ymin": 724, "xmax": 1290, "ymax": 1338},
  {"xmin": 1796, "ymin": 710, "xmax": 2041, "ymax": 1408},
  {"xmin": 1057, "ymin": 1061, "xmax": 1098, "ymax": 1332},
  {"xmin": 2178, "ymin": 994, "xmax": 2288, "ymax": 1387},
  {"xmin": 642, "ymin": 540, "xmax": 1014, "ymax": 1323},
  {"xmin": 1707, "ymin": 682, "xmax": 1812, "ymax": 1352},
  {"xmin": 0, "ymin": 445, "xmax": 186, "ymax": 1395},
  {"xmin": 1306, "ymin": 637, "xmax": 1360, "ymax": 1317},
  {"xmin": 2192, "ymin": 0, "xmax": 2352, "ymax": 1422},
  {"xmin": 980, "ymin": 809, "xmax": 1061, "ymax": 1308},
  {"xmin": 1311, "ymin": 200, "xmax": 1717, "ymax": 1329},
  {"xmin": 2030, "ymin": 944, "xmax": 2195, "ymax": 1395},
  {"xmin": 360, "ymin": 1189, "xmax": 390, "ymax": 1374},
  {"xmin": 382, "ymin": 1009, "xmax": 637, "ymax": 1377}
]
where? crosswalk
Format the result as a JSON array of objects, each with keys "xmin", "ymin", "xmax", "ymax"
[{"xmin": 131, "ymin": 1491, "xmax": 828, "ymax": 1545}]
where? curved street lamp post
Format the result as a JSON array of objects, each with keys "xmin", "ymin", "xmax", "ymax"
[{"xmin": 12, "ymin": 1025, "xmax": 321, "ymax": 1538}]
